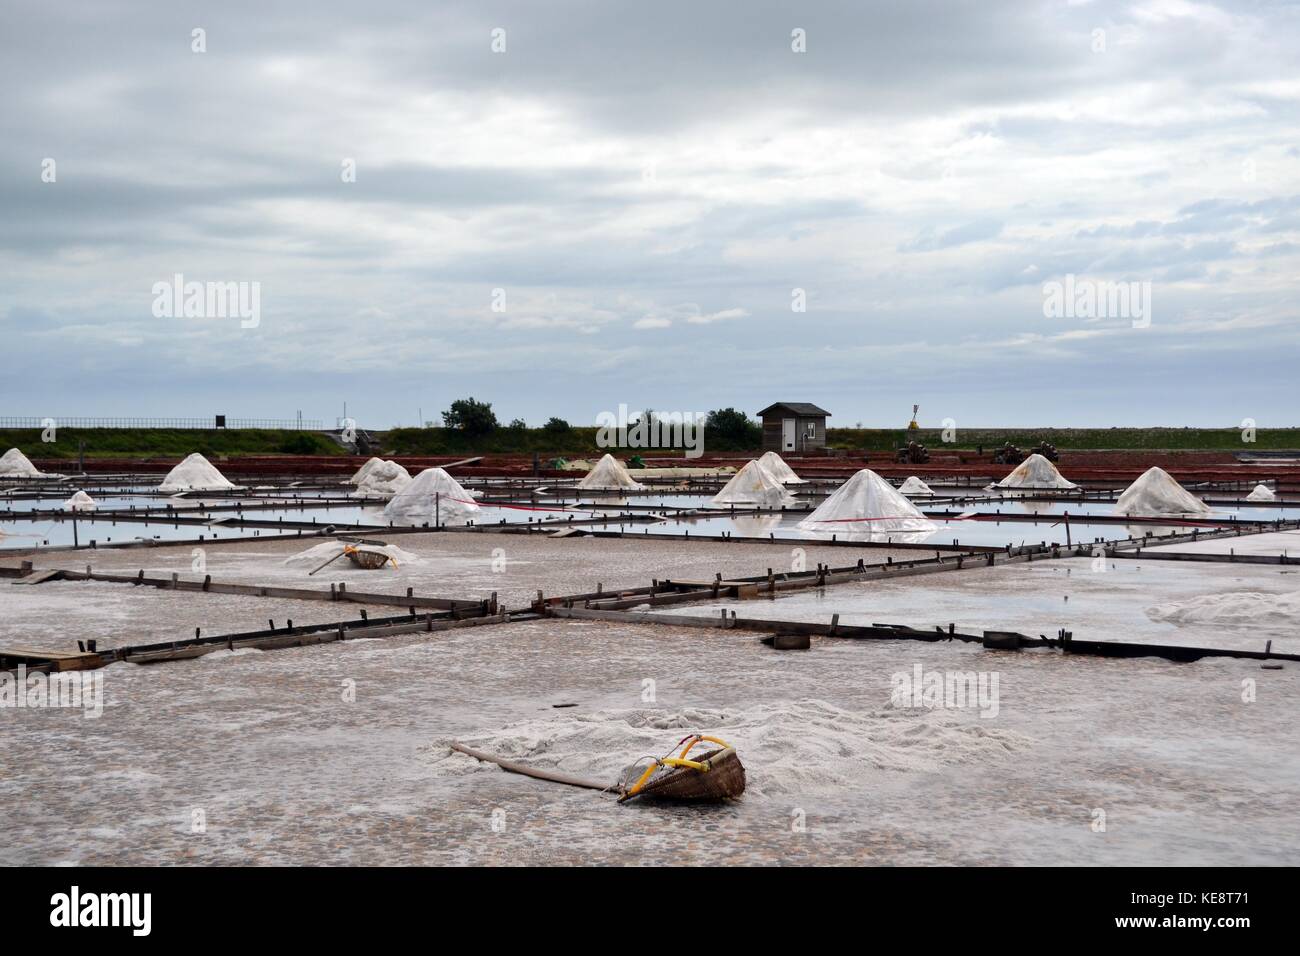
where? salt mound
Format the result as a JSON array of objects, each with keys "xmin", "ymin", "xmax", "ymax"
[
  {"xmin": 709, "ymin": 459, "xmax": 795, "ymax": 508},
  {"xmin": 758, "ymin": 451, "xmax": 806, "ymax": 484},
  {"xmin": 1147, "ymin": 590, "xmax": 1300, "ymax": 626},
  {"xmin": 64, "ymin": 490, "xmax": 97, "ymax": 512},
  {"xmin": 1246, "ymin": 483, "xmax": 1276, "ymax": 502},
  {"xmin": 997, "ymin": 453, "xmax": 1077, "ymax": 489},
  {"xmin": 353, "ymin": 459, "xmax": 411, "ymax": 498},
  {"xmin": 576, "ymin": 454, "xmax": 646, "ymax": 490},
  {"xmin": 898, "ymin": 476, "xmax": 933, "ymax": 496},
  {"xmin": 283, "ymin": 540, "xmax": 419, "ymax": 569},
  {"xmin": 382, "ymin": 467, "xmax": 480, "ymax": 526},
  {"xmin": 1113, "ymin": 466, "xmax": 1210, "ymax": 516},
  {"xmin": 158, "ymin": 453, "xmax": 236, "ymax": 492},
  {"xmin": 799, "ymin": 469, "xmax": 936, "ymax": 534},
  {"xmin": 348, "ymin": 457, "xmax": 385, "ymax": 485},
  {"xmin": 0, "ymin": 448, "xmax": 42, "ymax": 477},
  {"xmin": 434, "ymin": 700, "xmax": 1031, "ymax": 798}
]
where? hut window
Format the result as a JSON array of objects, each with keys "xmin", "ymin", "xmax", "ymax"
[{"xmin": 805, "ymin": 422, "xmax": 817, "ymax": 438}]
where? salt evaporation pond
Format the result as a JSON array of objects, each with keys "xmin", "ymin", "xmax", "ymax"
[
  {"xmin": 598, "ymin": 513, "xmax": 1204, "ymax": 548},
  {"xmin": 3, "ymin": 613, "xmax": 1296, "ymax": 865},
  {"xmin": 654, "ymin": 556, "xmax": 1300, "ymax": 653},
  {"xmin": 1149, "ymin": 529, "xmax": 1300, "ymax": 558},
  {"xmin": 0, "ymin": 517, "xmax": 306, "ymax": 550},
  {"xmin": 0, "ymin": 495, "xmax": 154, "ymax": 514},
  {"xmin": 5, "ymin": 526, "xmax": 1298, "ymax": 866}
]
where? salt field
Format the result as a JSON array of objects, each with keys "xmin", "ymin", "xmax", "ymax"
[
  {"xmin": 4, "ymin": 473, "xmax": 1300, "ymax": 867},
  {"xmin": 9, "ymin": 0, "xmax": 1300, "ymax": 917},
  {"xmin": 654, "ymin": 557, "xmax": 1300, "ymax": 652},
  {"xmin": 3, "ymin": 605, "xmax": 1296, "ymax": 866},
  {"xmin": 4, "ymin": 451, "xmax": 1300, "ymax": 873}
]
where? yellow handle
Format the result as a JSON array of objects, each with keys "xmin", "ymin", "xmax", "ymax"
[
  {"xmin": 625, "ymin": 735, "xmax": 732, "ymax": 797},
  {"xmin": 679, "ymin": 735, "xmax": 731, "ymax": 761}
]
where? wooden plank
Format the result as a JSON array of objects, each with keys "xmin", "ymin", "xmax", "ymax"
[
  {"xmin": 25, "ymin": 567, "xmax": 481, "ymax": 611},
  {"xmin": 2, "ymin": 646, "xmax": 99, "ymax": 660},
  {"xmin": 12, "ymin": 569, "xmax": 66, "ymax": 584},
  {"xmin": 544, "ymin": 606, "xmax": 1300, "ymax": 664},
  {"xmin": 1110, "ymin": 550, "xmax": 1296, "ymax": 565},
  {"xmin": 0, "ymin": 647, "xmax": 103, "ymax": 671}
]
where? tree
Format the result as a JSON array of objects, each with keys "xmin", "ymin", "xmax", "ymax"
[
  {"xmin": 507, "ymin": 418, "xmax": 527, "ymax": 430},
  {"xmin": 543, "ymin": 417, "xmax": 570, "ymax": 433},
  {"xmin": 705, "ymin": 407, "xmax": 761, "ymax": 448},
  {"xmin": 441, "ymin": 397, "xmax": 498, "ymax": 437}
]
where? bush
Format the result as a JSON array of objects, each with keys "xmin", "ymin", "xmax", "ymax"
[
  {"xmin": 705, "ymin": 407, "xmax": 762, "ymax": 450},
  {"xmin": 441, "ymin": 397, "xmax": 498, "ymax": 438},
  {"xmin": 543, "ymin": 417, "xmax": 571, "ymax": 433},
  {"xmin": 277, "ymin": 433, "xmax": 322, "ymax": 455}
]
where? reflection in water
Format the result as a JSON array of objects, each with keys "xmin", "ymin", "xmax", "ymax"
[
  {"xmin": 728, "ymin": 514, "xmax": 782, "ymax": 537},
  {"xmin": 796, "ymin": 526, "xmax": 939, "ymax": 545}
]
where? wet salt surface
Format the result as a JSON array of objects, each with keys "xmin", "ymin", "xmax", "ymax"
[
  {"xmin": 632, "ymin": 512, "xmax": 1193, "ymax": 548},
  {"xmin": 0, "ymin": 516, "xmax": 294, "ymax": 550},
  {"xmin": 3, "ymin": 534, "xmax": 1298, "ymax": 865},
  {"xmin": 2, "ymin": 618, "xmax": 1296, "ymax": 865},
  {"xmin": 655, "ymin": 557, "xmax": 1300, "ymax": 652},
  {"xmin": 0, "ymin": 578, "xmax": 393, "ymax": 652},
  {"xmin": 0, "ymin": 495, "xmax": 167, "ymax": 514},
  {"xmin": 14, "ymin": 532, "xmax": 918, "ymax": 610},
  {"xmin": 1148, "ymin": 529, "xmax": 1300, "ymax": 558}
]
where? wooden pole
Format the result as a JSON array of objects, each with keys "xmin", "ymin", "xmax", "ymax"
[{"xmin": 449, "ymin": 743, "xmax": 611, "ymax": 792}]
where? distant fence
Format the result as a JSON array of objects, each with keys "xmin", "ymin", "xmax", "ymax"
[{"xmin": 0, "ymin": 416, "xmax": 323, "ymax": 430}]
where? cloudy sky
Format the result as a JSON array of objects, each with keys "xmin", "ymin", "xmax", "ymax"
[{"xmin": 3, "ymin": 0, "xmax": 1297, "ymax": 430}]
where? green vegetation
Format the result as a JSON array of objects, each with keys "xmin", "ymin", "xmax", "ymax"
[
  {"xmin": 825, "ymin": 427, "xmax": 1300, "ymax": 452},
  {"xmin": 3, "ymin": 424, "xmax": 1295, "ymax": 462},
  {"xmin": 0, "ymin": 428, "xmax": 340, "ymax": 459},
  {"xmin": 439, "ymin": 397, "xmax": 498, "ymax": 438},
  {"xmin": 704, "ymin": 408, "xmax": 763, "ymax": 449}
]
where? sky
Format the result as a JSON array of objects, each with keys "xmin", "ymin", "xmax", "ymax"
[{"xmin": 2, "ymin": 0, "xmax": 1298, "ymax": 430}]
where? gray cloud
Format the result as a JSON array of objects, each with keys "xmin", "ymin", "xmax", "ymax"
[{"xmin": 1, "ymin": 0, "xmax": 1298, "ymax": 427}]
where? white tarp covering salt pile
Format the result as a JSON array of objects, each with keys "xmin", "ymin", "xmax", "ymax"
[
  {"xmin": 158, "ymin": 453, "xmax": 237, "ymax": 492},
  {"xmin": 709, "ymin": 459, "xmax": 796, "ymax": 508},
  {"xmin": 1246, "ymin": 483, "xmax": 1277, "ymax": 502},
  {"xmin": 1113, "ymin": 466, "xmax": 1211, "ymax": 516},
  {"xmin": 64, "ymin": 490, "xmax": 97, "ymax": 512},
  {"xmin": 347, "ymin": 457, "xmax": 385, "ymax": 485},
  {"xmin": 0, "ymin": 448, "xmax": 44, "ymax": 477},
  {"xmin": 898, "ymin": 476, "xmax": 934, "ymax": 496},
  {"xmin": 382, "ymin": 467, "xmax": 481, "ymax": 526},
  {"xmin": 758, "ymin": 451, "xmax": 806, "ymax": 484},
  {"xmin": 352, "ymin": 459, "xmax": 411, "ymax": 498},
  {"xmin": 798, "ymin": 468, "xmax": 937, "ymax": 536},
  {"xmin": 282, "ymin": 540, "xmax": 419, "ymax": 570},
  {"xmin": 576, "ymin": 454, "xmax": 646, "ymax": 491},
  {"xmin": 997, "ymin": 453, "xmax": 1077, "ymax": 490}
]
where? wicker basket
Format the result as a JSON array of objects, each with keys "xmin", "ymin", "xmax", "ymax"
[
  {"xmin": 620, "ymin": 748, "xmax": 745, "ymax": 802},
  {"xmin": 345, "ymin": 547, "xmax": 392, "ymax": 570}
]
